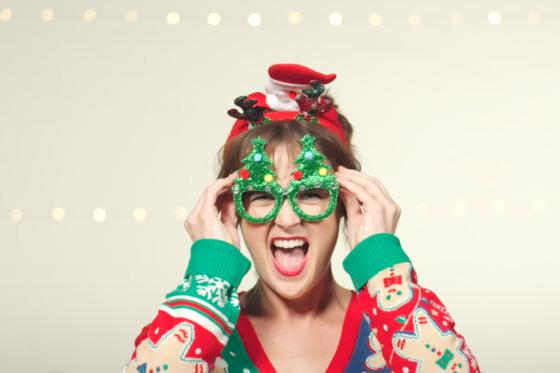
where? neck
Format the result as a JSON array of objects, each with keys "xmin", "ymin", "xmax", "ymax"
[{"xmin": 242, "ymin": 265, "xmax": 349, "ymax": 324}]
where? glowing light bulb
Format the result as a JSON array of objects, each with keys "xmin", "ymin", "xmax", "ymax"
[
  {"xmin": 10, "ymin": 208, "xmax": 22, "ymax": 222},
  {"xmin": 93, "ymin": 208, "xmax": 107, "ymax": 222},
  {"xmin": 83, "ymin": 8, "xmax": 96, "ymax": 23},
  {"xmin": 41, "ymin": 8, "xmax": 55, "ymax": 22},
  {"xmin": 248, "ymin": 13, "xmax": 262, "ymax": 27},
  {"xmin": 329, "ymin": 12, "xmax": 342, "ymax": 26},
  {"xmin": 449, "ymin": 11, "xmax": 462, "ymax": 25},
  {"xmin": 408, "ymin": 13, "xmax": 422, "ymax": 27},
  {"xmin": 134, "ymin": 208, "xmax": 147, "ymax": 222},
  {"xmin": 0, "ymin": 8, "xmax": 13, "ymax": 22},
  {"xmin": 488, "ymin": 11, "xmax": 502, "ymax": 25},
  {"xmin": 175, "ymin": 206, "xmax": 188, "ymax": 221},
  {"xmin": 167, "ymin": 12, "xmax": 180, "ymax": 25},
  {"xmin": 126, "ymin": 9, "xmax": 139, "ymax": 23},
  {"xmin": 52, "ymin": 207, "xmax": 65, "ymax": 221},
  {"xmin": 452, "ymin": 202, "xmax": 467, "ymax": 216},
  {"xmin": 288, "ymin": 12, "xmax": 302, "ymax": 25},
  {"xmin": 207, "ymin": 12, "xmax": 221, "ymax": 26},
  {"xmin": 368, "ymin": 13, "xmax": 382, "ymax": 27}
]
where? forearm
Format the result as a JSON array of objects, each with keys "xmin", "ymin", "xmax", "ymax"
[
  {"xmin": 343, "ymin": 233, "xmax": 481, "ymax": 372},
  {"xmin": 125, "ymin": 239, "xmax": 251, "ymax": 372}
]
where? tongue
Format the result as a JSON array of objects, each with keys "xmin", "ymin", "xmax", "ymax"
[{"xmin": 274, "ymin": 247, "xmax": 305, "ymax": 269}]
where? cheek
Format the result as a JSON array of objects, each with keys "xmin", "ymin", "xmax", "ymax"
[
  {"xmin": 240, "ymin": 223, "xmax": 269, "ymax": 254},
  {"xmin": 311, "ymin": 217, "xmax": 340, "ymax": 251}
]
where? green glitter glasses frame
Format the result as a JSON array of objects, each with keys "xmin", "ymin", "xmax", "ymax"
[{"xmin": 231, "ymin": 134, "xmax": 340, "ymax": 224}]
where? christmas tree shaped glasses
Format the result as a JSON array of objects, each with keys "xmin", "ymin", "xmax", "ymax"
[{"xmin": 232, "ymin": 134, "xmax": 340, "ymax": 224}]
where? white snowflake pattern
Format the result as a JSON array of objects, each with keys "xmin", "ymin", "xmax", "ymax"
[
  {"xmin": 180, "ymin": 276, "xmax": 192, "ymax": 291},
  {"xmin": 194, "ymin": 274, "xmax": 232, "ymax": 308},
  {"xmin": 230, "ymin": 292, "xmax": 240, "ymax": 307}
]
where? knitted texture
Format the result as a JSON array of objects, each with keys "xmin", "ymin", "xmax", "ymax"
[{"xmin": 124, "ymin": 234, "xmax": 481, "ymax": 373}]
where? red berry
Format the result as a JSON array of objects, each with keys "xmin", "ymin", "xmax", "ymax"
[
  {"xmin": 293, "ymin": 170, "xmax": 303, "ymax": 180},
  {"xmin": 240, "ymin": 169, "xmax": 250, "ymax": 180}
]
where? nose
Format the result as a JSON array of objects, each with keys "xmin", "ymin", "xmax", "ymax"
[{"xmin": 274, "ymin": 197, "xmax": 301, "ymax": 229}]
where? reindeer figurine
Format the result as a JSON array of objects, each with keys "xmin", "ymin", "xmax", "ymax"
[{"xmin": 227, "ymin": 96, "xmax": 270, "ymax": 127}]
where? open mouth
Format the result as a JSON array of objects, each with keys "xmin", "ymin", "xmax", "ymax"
[{"xmin": 269, "ymin": 238, "xmax": 310, "ymax": 276}]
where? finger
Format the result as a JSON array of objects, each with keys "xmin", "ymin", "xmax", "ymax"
[
  {"xmin": 336, "ymin": 172, "xmax": 391, "ymax": 207},
  {"xmin": 201, "ymin": 173, "xmax": 238, "ymax": 216},
  {"xmin": 364, "ymin": 178, "xmax": 399, "ymax": 209},
  {"xmin": 337, "ymin": 166, "xmax": 393, "ymax": 202},
  {"xmin": 190, "ymin": 172, "xmax": 237, "ymax": 218},
  {"xmin": 336, "ymin": 176, "xmax": 384, "ymax": 214}
]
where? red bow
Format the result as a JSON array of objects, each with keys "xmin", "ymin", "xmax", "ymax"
[{"xmin": 383, "ymin": 275, "xmax": 402, "ymax": 288}]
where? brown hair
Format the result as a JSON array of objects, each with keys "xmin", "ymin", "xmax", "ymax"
[{"xmin": 215, "ymin": 107, "xmax": 361, "ymax": 222}]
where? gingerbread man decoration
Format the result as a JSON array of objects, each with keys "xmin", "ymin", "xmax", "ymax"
[
  {"xmin": 367, "ymin": 262, "xmax": 415, "ymax": 311},
  {"xmin": 393, "ymin": 308, "xmax": 471, "ymax": 373},
  {"xmin": 126, "ymin": 321, "xmax": 210, "ymax": 373}
]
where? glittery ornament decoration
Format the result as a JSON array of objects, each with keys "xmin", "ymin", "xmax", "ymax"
[
  {"xmin": 227, "ymin": 96, "xmax": 271, "ymax": 128},
  {"xmin": 232, "ymin": 134, "xmax": 339, "ymax": 224},
  {"xmin": 232, "ymin": 137, "xmax": 283, "ymax": 224},
  {"xmin": 286, "ymin": 134, "xmax": 339, "ymax": 222},
  {"xmin": 295, "ymin": 80, "xmax": 334, "ymax": 125}
]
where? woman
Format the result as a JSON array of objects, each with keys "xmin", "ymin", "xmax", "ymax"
[{"xmin": 124, "ymin": 64, "xmax": 481, "ymax": 372}]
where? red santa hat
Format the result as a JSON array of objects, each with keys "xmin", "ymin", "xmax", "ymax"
[
  {"xmin": 225, "ymin": 63, "xmax": 349, "ymax": 147},
  {"xmin": 268, "ymin": 64, "xmax": 337, "ymax": 86}
]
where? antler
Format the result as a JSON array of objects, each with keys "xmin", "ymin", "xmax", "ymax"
[
  {"xmin": 295, "ymin": 80, "xmax": 333, "ymax": 118},
  {"xmin": 227, "ymin": 96, "xmax": 267, "ymax": 123},
  {"xmin": 301, "ymin": 80, "xmax": 325, "ymax": 98}
]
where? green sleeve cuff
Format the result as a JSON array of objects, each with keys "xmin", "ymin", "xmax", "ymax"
[
  {"xmin": 185, "ymin": 239, "xmax": 252, "ymax": 288},
  {"xmin": 342, "ymin": 233, "xmax": 411, "ymax": 291}
]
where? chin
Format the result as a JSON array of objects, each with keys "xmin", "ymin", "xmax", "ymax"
[
  {"xmin": 270, "ymin": 280, "xmax": 313, "ymax": 301},
  {"xmin": 271, "ymin": 264, "xmax": 324, "ymax": 300}
]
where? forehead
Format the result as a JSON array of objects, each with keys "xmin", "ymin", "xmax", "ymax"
[{"xmin": 267, "ymin": 143, "xmax": 300, "ymax": 175}]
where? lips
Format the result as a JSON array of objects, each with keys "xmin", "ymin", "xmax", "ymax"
[{"xmin": 269, "ymin": 236, "xmax": 310, "ymax": 276}]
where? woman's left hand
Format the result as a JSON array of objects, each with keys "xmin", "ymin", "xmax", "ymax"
[{"xmin": 335, "ymin": 165, "xmax": 401, "ymax": 250}]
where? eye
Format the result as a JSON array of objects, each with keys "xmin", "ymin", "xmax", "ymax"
[
  {"xmin": 301, "ymin": 192, "xmax": 321, "ymax": 199},
  {"xmin": 251, "ymin": 193, "xmax": 274, "ymax": 201},
  {"xmin": 300, "ymin": 189, "xmax": 328, "ymax": 199}
]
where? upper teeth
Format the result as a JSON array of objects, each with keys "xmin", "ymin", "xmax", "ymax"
[{"xmin": 272, "ymin": 239, "xmax": 306, "ymax": 249}]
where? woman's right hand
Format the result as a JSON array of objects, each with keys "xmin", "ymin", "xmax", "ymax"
[{"xmin": 184, "ymin": 172, "xmax": 241, "ymax": 249}]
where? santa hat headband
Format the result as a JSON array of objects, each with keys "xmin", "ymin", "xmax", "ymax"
[{"xmin": 226, "ymin": 63, "xmax": 349, "ymax": 147}]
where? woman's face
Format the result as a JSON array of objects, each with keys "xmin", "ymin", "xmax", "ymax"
[{"xmin": 239, "ymin": 142, "xmax": 342, "ymax": 300}]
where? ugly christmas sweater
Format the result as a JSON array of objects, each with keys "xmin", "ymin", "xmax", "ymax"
[{"xmin": 124, "ymin": 233, "xmax": 481, "ymax": 372}]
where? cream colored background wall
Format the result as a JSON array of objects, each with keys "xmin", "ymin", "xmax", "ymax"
[{"xmin": 1, "ymin": 1, "xmax": 558, "ymax": 372}]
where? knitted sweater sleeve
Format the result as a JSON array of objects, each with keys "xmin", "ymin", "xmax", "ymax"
[
  {"xmin": 343, "ymin": 233, "xmax": 481, "ymax": 372},
  {"xmin": 124, "ymin": 239, "xmax": 251, "ymax": 373}
]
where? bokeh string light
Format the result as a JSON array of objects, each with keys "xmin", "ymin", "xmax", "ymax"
[
  {"xmin": 4, "ymin": 198, "xmax": 550, "ymax": 223},
  {"xmin": 0, "ymin": 9, "xmax": 549, "ymax": 25},
  {"xmin": 125, "ymin": 9, "xmax": 139, "ymax": 23},
  {"xmin": 41, "ymin": 8, "xmax": 55, "ymax": 22},
  {"xmin": 2, "ymin": 7, "xmax": 552, "ymax": 224}
]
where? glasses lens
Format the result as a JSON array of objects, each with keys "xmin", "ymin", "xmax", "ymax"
[
  {"xmin": 242, "ymin": 191, "xmax": 277, "ymax": 219},
  {"xmin": 295, "ymin": 188, "xmax": 331, "ymax": 217}
]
